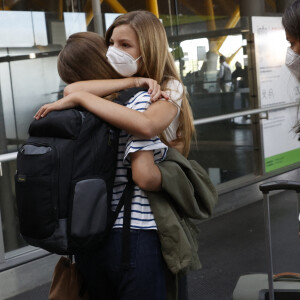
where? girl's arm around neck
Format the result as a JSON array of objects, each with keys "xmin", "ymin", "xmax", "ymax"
[
  {"xmin": 64, "ymin": 77, "xmax": 169, "ymax": 102},
  {"xmin": 64, "ymin": 78, "xmax": 136, "ymax": 97},
  {"xmin": 75, "ymin": 91, "xmax": 177, "ymax": 138},
  {"xmin": 35, "ymin": 91, "xmax": 177, "ymax": 139}
]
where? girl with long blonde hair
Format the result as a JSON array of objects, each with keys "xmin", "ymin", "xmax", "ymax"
[{"xmin": 104, "ymin": 10, "xmax": 194, "ymax": 156}]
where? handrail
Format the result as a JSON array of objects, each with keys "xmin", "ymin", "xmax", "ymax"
[
  {"xmin": 0, "ymin": 152, "xmax": 17, "ymax": 176},
  {"xmin": 194, "ymin": 102, "xmax": 299, "ymax": 125},
  {"xmin": 0, "ymin": 152, "xmax": 17, "ymax": 163},
  {"xmin": 0, "ymin": 102, "xmax": 298, "ymax": 163}
]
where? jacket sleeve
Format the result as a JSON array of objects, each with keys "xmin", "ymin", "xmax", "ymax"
[
  {"xmin": 156, "ymin": 149, "xmax": 218, "ymax": 219},
  {"xmin": 146, "ymin": 148, "xmax": 218, "ymax": 275}
]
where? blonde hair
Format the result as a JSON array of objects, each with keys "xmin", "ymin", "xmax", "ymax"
[{"xmin": 105, "ymin": 11, "xmax": 195, "ymax": 156}]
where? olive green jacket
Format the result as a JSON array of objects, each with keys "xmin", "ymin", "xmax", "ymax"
[{"xmin": 147, "ymin": 148, "xmax": 218, "ymax": 274}]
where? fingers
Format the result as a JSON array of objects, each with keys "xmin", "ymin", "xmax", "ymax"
[
  {"xmin": 149, "ymin": 82, "xmax": 161, "ymax": 102},
  {"xmin": 136, "ymin": 77, "xmax": 170, "ymax": 102},
  {"xmin": 34, "ymin": 104, "xmax": 51, "ymax": 120},
  {"xmin": 147, "ymin": 79, "xmax": 157, "ymax": 95},
  {"xmin": 34, "ymin": 107, "xmax": 44, "ymax": 120},
  {"xmin": 135, "ymin": 78, "xmax": 160, "ymax": 101},
  {"xmin": 150, "ymin": 90, "xmax": 170, "ymax": 103},
  {"xmin": 150, "ymin": 81, "xmax": 171, "ymax": 102},
  {"xmin": 161, "ymin": 91, "xmax": 170, "ymax": 101},
  {"xmin": 148, "ymin": 81, "xmax": 171, "ymax": 102},
  {"xmin": 136, "ymin": 78, "xmax": 167, "ymax": 102},
  {"xmin": 34, "ymin": 108, "xmax": 43, "ymax": 120},
  {"xmin": 34, "ymin": 96, "xmax": 77, "ymax": 120}
]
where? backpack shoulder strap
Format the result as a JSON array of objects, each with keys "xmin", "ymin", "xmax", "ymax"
[
  {"xmin": 114, "ymin": 87, "xmax": 147, "ymax": 105},
  {"xmin": 120, "ymin": 169, "xmax": 134, "ymax": 269},
  {"xmin": 111, "ymin": 169, "xmax": 134, "ymax": 270},
  {"xmin": 111, "ymin": 170, "xmax": 134, "ymax": 224}
]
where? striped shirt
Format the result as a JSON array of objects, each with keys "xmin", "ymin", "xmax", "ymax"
[{"xmin": 112, "ymin": 90, "xmax": 168, "ymax": 230}]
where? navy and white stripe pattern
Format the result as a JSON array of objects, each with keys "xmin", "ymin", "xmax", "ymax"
[{"xmin": 112, "ymin": 91, "xmax": 168, "ymax": 230}]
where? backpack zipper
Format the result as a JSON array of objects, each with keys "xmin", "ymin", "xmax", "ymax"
[
  {"xmin": 78, "ymin": 111, "xmax": 86, "ymax": 125},
  {"xmin": 108, "ymin": 127, "xmax": 115, "ymax": 146}
]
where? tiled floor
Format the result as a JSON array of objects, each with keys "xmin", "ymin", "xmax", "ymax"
[{"xmin": 8, "ymin": 190, "xmax": 300, "ymax": 300}]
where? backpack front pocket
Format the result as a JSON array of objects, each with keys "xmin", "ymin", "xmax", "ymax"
[
  {"xmin": 70, "ymin": 178, "xmax": 108, "ymax": 249},
  {"xmin": 16, "ymin": 175, "xmax": 55, "ymax": 239},
  {"xmin": 15, "ymin": 143, "xmax": 58, "ymax": 239}
]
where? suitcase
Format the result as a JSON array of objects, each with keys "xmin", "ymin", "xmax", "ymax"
[{"xmin": 232, "ymin": 180, "xmax": 300, "ymax": 300}]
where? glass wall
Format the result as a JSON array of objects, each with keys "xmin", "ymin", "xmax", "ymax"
[
  {"xmin": 0, "ymin": 0, "xmax": 296, "ymax": 258},
  {"xmin": 177, "ymin": 28, "xmax": 255, "ymax": 183},
  {"xmin": 0, "ymin": 7, "xmax": 88, "ymax": 254},
  {"xmin": 189, "ymin": 118, "xmax": 256, "ymax": 185}
]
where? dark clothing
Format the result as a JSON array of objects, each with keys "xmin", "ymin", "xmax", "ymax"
[
  {"xmin": 75, "ymin": 229, "xmax": 167, "ymax": 300},
  {"xmin": 232, "ymin": 67, "xmax": 248, "ymax": 90},
  {"xmin": 232, "ymin": 67, "xmax": 244, "ymax": 79}
]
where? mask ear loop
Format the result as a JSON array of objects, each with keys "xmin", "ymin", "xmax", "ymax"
[
  {"xmin": 286, "ymin": 47, "xmax": 300, "ymax": 66},
  {"xmin": 134, "ymin": 56, "xmax": 142, "ymax": 62}
]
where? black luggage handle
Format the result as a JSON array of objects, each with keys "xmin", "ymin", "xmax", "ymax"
[
  {"xmin": 259, "ymin": 180, "xmax": 300, "ymax": 194},
  {"xmin": 260, "ymin": 180, "xmax": 300, "ymax": 300}
]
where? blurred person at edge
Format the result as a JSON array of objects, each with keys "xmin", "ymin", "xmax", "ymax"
[
  {"xmin": 283, "ymin": 0, "xmax": 300, "ymax": 137},
  {"xmin": 218, "ymin": 55, "xmax": 232, "ymax": 92},
  {"xmin": 231, "ymin": 61, "xmax": 247, "ymax": 91}
]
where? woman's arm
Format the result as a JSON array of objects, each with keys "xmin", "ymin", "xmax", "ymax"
[
  {"xmin": 130, "ymin": 151, "xmax": 162, "ymax": 191},
  {"xmin": 35, "ymin": 91, "xmax": 177, "ymax": 139},
  {"xmin": 64, "ymin": 78, "xmax": 135, "ymax": 96},
  {"xmin": 64, "ymin": 77, "xmax": 169, "ymax": 102}
]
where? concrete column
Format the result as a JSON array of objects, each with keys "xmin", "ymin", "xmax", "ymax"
[
  {"xmin": 92, "ymin": 0, "xmax": 104, "ymax": 37},
  {"xmin": 240, "ymin": 0, "xmax": 265, "ymax": 16}
]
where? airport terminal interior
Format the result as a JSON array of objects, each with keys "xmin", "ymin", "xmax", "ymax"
[{"xmin": 1, "ymin": 0, "xmax": 300, "ymax": 299}]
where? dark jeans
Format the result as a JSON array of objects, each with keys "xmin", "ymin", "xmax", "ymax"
[{"xmin": 75, "ymin": 229, "xmax": 167, "ymax": 300}]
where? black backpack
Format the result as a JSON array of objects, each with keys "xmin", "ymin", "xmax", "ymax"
[{"xmin": 15, "ymin": 88, "xmax": 142, "ymax": 255}]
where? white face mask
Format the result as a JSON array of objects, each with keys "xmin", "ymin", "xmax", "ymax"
[
  {"xmin": 106, "ymin": 46, "xmax": 141, "ymax": 77},
  {"xmin": 285, "ymin": 47, "xmax": 300, "ymax": 81}
]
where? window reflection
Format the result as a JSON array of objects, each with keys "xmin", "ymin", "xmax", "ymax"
[
  {"xmin": 105, "ymin": 13, "xmax": 122, "ymax": 30},
  {"xmin": 0, "ymin": 11, "xmax": 47, "ymax": 47},
  {"xmin": 0, "ymin": 10, "xmax": 87, "ymax": 255},
  {"xmin": 179, "ymin": 34, "xmax": 250, "ymax": 120},
  {"xmin": 64, "ymin": 12, "xmax": 87, "ymax": 38},
  {"xmin": 181, "ymin": 34, "xmax": 247, "ymax": 94},
  {"xmin": 189, "ymin": 118, "xmax": 255, "ymax": 184}
]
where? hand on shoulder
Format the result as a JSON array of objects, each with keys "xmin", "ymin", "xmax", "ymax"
[{"xmin": 134, "ymin": 77, "xmax": 170, "ymax": 102}]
